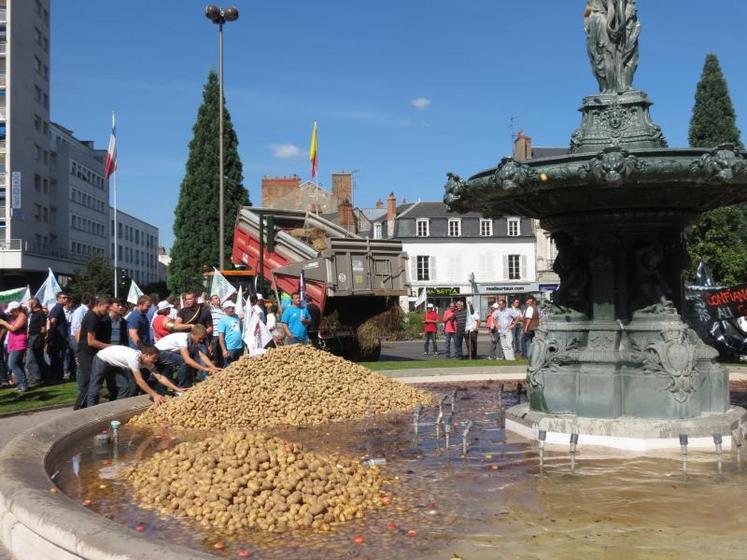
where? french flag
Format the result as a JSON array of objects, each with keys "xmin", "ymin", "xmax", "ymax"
[{"xmin": 104, "ymin": 114, "xmax": 117, "ymax": 178}]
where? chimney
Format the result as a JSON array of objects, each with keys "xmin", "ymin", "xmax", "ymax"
[
  {"xmin": 338, "ymin": 198, "xmax": 354, "ymax": 230},
  {"xmin": 513, "ymin": 130, "xmax": 532, "ymax": 162},
  {"xmin": 387, "ymin": 192, "xmax": 397, "ymax": 221},
  {"xmin": 261, "ymin": 175, "xmax": 302, "ymax": 207},
  {"xmin": 331, "ymin": 172, "xmax": 353, "ymax": 205},
  {"xmin": 375, "ymin": 199, "xmax": 384, "ymax": 210}
]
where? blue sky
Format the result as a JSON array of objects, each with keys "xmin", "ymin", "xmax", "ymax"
[{"xmin": 52, "ymin": 1, "xmax": 747, "ymax": 249}]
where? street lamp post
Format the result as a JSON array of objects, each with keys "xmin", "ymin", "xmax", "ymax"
[{"xmin": 205, "ymin": 5, "xmax": 239, "ymax": 272}]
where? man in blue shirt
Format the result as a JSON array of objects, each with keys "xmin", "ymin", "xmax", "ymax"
[
  {"xmin": 217, "ymin": 300, "xmax": 243, "ymax": 364},
  {"xmin": 127, "ymin": 295, "xmax": 152, "ymax": 349},
  {"xmin": 280, "ymin": 292, "xmax": 311, "ymax": 344}
]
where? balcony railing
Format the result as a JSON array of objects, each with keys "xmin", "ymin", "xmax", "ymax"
[
  {"xmin": 0, "ymin": 9, "xmax": 6, "ymax": 23},
  {"xmin": 0, "ymin": 108, "xmax": 6, "ymax": 120},
  {"xmin": 0, "ymin": 43, "xmax": 6, "ymax": 56},
  {"xmin": 0, "ymin": 140, "xmax": 5, "ymax": 152},
  {"xmin": 0, "ymin": 173, "xmax": 5, "ymax": 187},
  {"xmin": 0, "ymin": 75, "xmax": 5, "ymax": 87},
  {"xmin": 0, "ymin": 239, "xmax": 21, "ymax": 251},
  {"xmin": 24, "ymin": 242, "xmax": 87, "ymax": 262}
]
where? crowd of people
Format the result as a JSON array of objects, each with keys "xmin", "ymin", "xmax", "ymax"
[
  {"xmin": 0, "ymin": 288, "xmax": 322, "ymax": 409},
  {"xmin": 422, "ymin": 296, "xmax": 540, "ymax": 360}
]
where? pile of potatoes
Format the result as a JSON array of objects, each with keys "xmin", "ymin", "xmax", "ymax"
[
  {"xmin": 129, "ymin": 345, "xmax": 432, "ymax": 430},
  {"xmin": 127, "ymin": 431, "xmax": 386, "ymax": 533}
]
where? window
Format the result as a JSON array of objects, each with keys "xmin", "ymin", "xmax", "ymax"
[
  {"xmin": 508, "ymin": 255, "xmax": 521, "ymax": 280},
  {"xmin": 508, "ymin": 218, "xmax": 521, "ymax": 237},
  {"xmin": 448, "ymin": 218, "xmax": 462, "ymax": 237},
  {"xmin": 34, "ymin": 174, "xmax": 41, "ymax": 191},
  {"xmin": 480, "ymin": 219, "xmax": 493, "ymax": 237},
  {"xmin": 373, "ymin": 223, "xmax": 382, "ymax": 239},
  {"xmin": 416, "ymin": 218, "xmax": 429, "ymax": 237},
  {"xmin": 43, "ymin": 207, "xmax": 48, "ymax": 223},
  {"xmin": 34, "ymin": 204, "xmax": 42, "ymax": 222},
  {"xmin": 33, "ymin": 115, "xmax": 42, "ymax": 131},
  {"xmin": 34, "ymin": 56, "xmax": 41, "ymax": 74},
  {"xmin": 416, "ymin": 256, "xmax": 431, "ymax": 281},
  {"xmin": 43, "ymin": 93, "xmax": 48, "ymax": 108},
  {"xmin": 33, "ymin": 144, "xmax": 42, "ymax": 161},
  {"xmin": 34, "ymin": 86, "xmax": 42, "ymax": 103},
  {"xmin": 43, "ymin": 178, "xmax": 48, "ymax": 193},
  {"xmin": 34, "ymin": 27, "xmax": 42, "ymax": 46},
  {"xmin": 43, "ymin": 37, "xmax": 48, "ymax": 53}
]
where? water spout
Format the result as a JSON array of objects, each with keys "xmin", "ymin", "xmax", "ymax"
[
  {"xmin": 450, "ymin": 388, "xmax": 459, "ymax": 413},
  {"xmin": 413, "ymin": 405, "xmax": 424, "ymax": 436},
  {"xmin": 435, "ymin": 407, "xmax": 444, "ymax": 441},
  {"xmin": 444, "ymin": 413, "xmax": 454, "ymax": 451},
  {"xmin": 732, "ymin": 427, "xmax": 743, "ymax": 469},
  {"xmin": 569, "ymin": 433, "xmax": 579, "ymax": 473},
  {"xmin": 679, "ymin": 434, "xmax": 689, "ymax": 474},
  {"xmin": 462, "ymin": 420, "xmax": 474, "ymax": 457},
  {"xmin": 538, "ymin": 429, "xmax": 547, "ymax": 472}
]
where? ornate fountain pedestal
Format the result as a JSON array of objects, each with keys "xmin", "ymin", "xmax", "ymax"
[
  {"xmin": 444, "ymin": 1, "xmax": 747, "ymax": 451},
  {"xmin": 445, "ymin": 121, "xmax": 747, "ymax": 451}
]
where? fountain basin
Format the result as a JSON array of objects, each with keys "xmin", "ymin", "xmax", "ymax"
[
  {"xmin": 1, "ymin": 380, "xmax": 746, "ymax": 559},
  {"xmin": 0, "ymin": 396, "xmax": 213, "ymax": 560}
]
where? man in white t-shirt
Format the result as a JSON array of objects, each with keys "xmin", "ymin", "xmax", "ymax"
[
  {"xmin": 492, "ymin": 299, "xmax": 520, "ymax": 361},
  {"xmin": 155, "ymin": 324, "xmax": 220, "ymax": 387},
  {"xmin": 86, "ymin": 345, "xmax": 177, "ymax": 408}
]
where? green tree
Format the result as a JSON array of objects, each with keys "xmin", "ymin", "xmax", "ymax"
[
  {"xmin": 67, "ymin": 255, "xmax": 115, "ymax": 299},
  {"xmin": 169, "ymin": 70, "xmax": 249, "ymax": 294},
  {"xmin": 686, "ymin": 54, "xmax": 747, "ymax": 285},
  {"xmin": 688, "ymin": 54, "xmax": 743, "ymax": 149},
  {"xmin": 686, "ymin": 207, "xmax": 747, "ymax": 286}
]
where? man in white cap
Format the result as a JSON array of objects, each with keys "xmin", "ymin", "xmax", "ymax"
[
  {"xmin": 217, "ymin": 300, "xmax": 244, "ymax": 365},
  {"xmin": 423, "ymin": 303, "xmax": 439, "ymax": 357},
  {"xmin": 487, "ymin": 302, "xmax": 504, "ymax": 360}
]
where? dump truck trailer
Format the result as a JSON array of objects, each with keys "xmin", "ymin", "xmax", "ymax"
[{"xmin": 231, "ymin": 207, "xmax": 409, "ymax": 360}]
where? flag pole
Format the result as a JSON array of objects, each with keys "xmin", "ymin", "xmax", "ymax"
[{"xmin": 111, "ymin": 112, "xmax": 118, "ymax": 298}]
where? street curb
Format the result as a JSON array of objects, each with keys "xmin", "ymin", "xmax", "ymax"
[{"xmin": 0, "ymin": 396, "xmax": 214, "ymax": 560}]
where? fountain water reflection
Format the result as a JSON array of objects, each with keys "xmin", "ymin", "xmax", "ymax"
[{"xmin": 51, "ymin": 381, "xmax": 747, "ymax": 560}]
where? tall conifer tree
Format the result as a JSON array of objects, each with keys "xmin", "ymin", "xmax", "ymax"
[
  {"xmin": 686, "ymin": 54, "xmax": 747, "ymax": 284},
  {"xmin": 169, "ymin": 71, "xmax": 249, "ymax": 294}
]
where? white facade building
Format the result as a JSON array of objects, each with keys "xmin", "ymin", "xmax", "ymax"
[
  {"xmin": 111, "ymin": 209, "xmax": 159, "ymax": 287},
  {"xmin": 370, "ymin": 199, "xmax": 537, "ymax": 318},
  {"xmin": 51, "ymin": 122, "xmax": 109, "ymax": 263}
]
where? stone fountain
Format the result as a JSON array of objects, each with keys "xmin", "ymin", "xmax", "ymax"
[{"xmin": 445, "ymin": 1, "xmax": 747, "ymax": 450}]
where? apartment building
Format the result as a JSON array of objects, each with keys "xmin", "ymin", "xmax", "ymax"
[
  {"xmin": 0, "ymin": 0, "xmax": 59, "ymax": 285},
  {"xmin": 110, "ymin": 209, "xmax": 159, "ymax": 287}
]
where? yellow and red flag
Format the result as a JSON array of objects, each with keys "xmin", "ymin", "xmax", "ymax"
[{"xmin": 309, "ymin": 121, "xmax": 318, "ymax": 180}]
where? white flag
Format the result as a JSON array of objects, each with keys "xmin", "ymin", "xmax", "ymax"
[
  {"xmin": 20, "ymin": 286, "xmax": 31, "ymax": 307},
  {"xmin": 34, "ymin": 268, "xmax": 62, "ymax": 308},
  {"xmin": 235, "ymin": 285, "xmax": 245, "ymax": 319},
  {"xmin": 210, "ymin": 267, "xmax": 237, "ymax": 303},
  {"xmin": 244, "ymin": 310, "xmax": 273, "ymax": 356},
  {"xmin": 415, "ymin": 287, "xmax": 427, "ymax": 309},
  {"xmin": 127, "ymin": 280, "xmax": 144, "ymax": 305}
]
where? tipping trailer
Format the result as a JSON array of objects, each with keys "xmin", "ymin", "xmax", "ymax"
[{"xmin": 231, "ymin": 207, "xmax": 409, "ymax": 360}]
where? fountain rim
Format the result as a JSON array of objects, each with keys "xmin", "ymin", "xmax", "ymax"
[
  {"xmin": 0, "ymin": 396, "xmax": 214, "ymax": 560},
  {"xmin": 467, "ymin": 145, "xmax": 747, "ymax": 183}
]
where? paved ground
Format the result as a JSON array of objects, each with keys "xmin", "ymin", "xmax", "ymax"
[{"xmin": 380, "ymin": 335, "xmax": 516, "ymax": 361}]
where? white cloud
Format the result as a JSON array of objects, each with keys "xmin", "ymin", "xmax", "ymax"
[
  {"xmin": 270, "ymin": 143, "xmax": 304, "ymax": 159},
  {"xmin": 410, "ymin": 97, "xmax": 432, "ymax": 110}
]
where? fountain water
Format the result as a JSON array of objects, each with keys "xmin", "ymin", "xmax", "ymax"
[{"xmin": 445, "ymin": 0, "xmax": 747, "ymax": 451}]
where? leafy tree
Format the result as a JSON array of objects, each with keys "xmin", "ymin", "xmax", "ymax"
[
  {"xmin": 686, "ymin": 207, "xmax": 747, "ymax": 286},
  {"xmin": 169, "ymin": 70, "xmax": 250, "ymax": 294},
  {"xmin": 67, "ymin": 255, "xmax": 115, "ymax": 300},
  {"xmin": 686, "ymin": 54, "xmax": 747, "ymax": 285}
]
